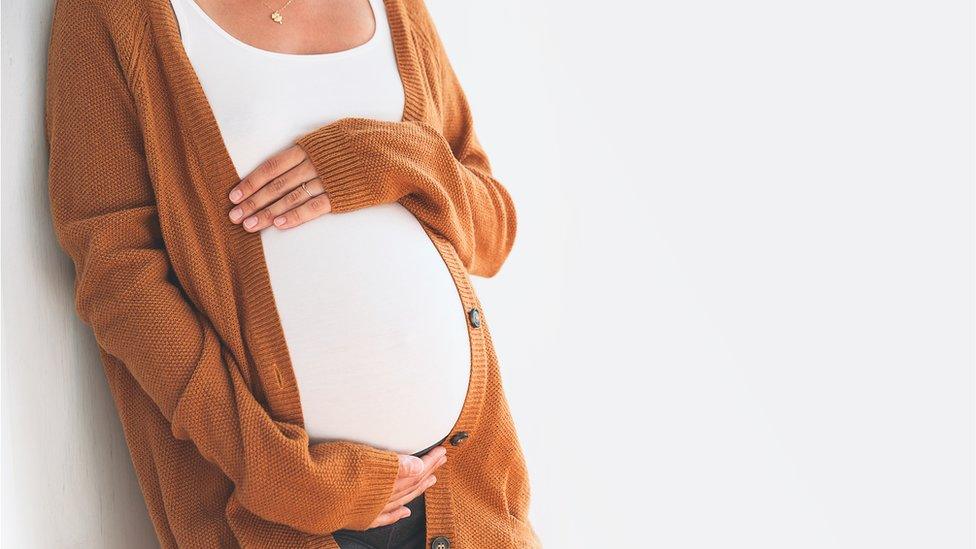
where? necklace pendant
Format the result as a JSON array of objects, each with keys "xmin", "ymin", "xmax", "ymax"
[{"xmin": 270, "ymin": 11, "xmax": 283, "ymax": 24}]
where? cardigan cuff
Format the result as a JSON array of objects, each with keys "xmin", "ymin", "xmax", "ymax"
[
  {"xmin": 295, "ymin": 122, "xmax": 376, "ymax": 213},
  {"xmin": 335, "ymin": 443, "xmax": 401, "ymax": 530}
]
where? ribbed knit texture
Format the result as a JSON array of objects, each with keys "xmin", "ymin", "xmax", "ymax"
[{"xmin": 44, "ymin": 0, "xmax": 538, "ymax": 547}]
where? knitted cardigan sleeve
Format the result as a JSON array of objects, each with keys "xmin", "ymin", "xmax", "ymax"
[
  {"xmin": 294, "ymin": 5, "xmax": 517, "ymax": 278},
  {"xmin": 44, "ymin": 1, "xmax": 399, "ymax": 535}
]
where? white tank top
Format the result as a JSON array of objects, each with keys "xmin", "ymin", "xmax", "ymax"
[{"xmin": 169, "ymin": 0, "xmax": 471, "ymax": 455}]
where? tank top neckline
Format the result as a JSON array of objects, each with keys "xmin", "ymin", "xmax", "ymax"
[{"xmin": 172, "ymin": 0, "xmax": 387, "ymax": 61}]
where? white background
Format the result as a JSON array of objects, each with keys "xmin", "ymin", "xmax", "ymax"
[{"xmin": 3, "ymin": 0, "xmax": 974, "ymax": 548}]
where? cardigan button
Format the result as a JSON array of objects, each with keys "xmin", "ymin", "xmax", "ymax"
[
  {"xmin": 467, "ymin": 307, "xmax": 481, "ymax": 328},
  {"xmin": 430, "ymin": 536, "xmax": 451, "ymax": 549},
  {"xmin": 449, "ymin": 431, "xmax": 469, "ymax": 446}
]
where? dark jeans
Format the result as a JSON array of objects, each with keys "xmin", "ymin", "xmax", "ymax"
[{"xmin": 332, "ymin": 437, "xmax": 445, "ymax": 549}]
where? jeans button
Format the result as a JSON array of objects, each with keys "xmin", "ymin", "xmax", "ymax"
[{"xmin": 430, "ymin": 535, "xmax": 451, "ymax": 549}]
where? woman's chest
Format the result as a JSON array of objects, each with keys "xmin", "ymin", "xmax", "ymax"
[{"xmin": 171, "ymin": 0, "xmax": 406, "ymax": 177}]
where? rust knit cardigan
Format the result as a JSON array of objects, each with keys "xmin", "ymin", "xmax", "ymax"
[{"xmin": 44, "ymin": 0, "xmax": 541, "ymax": 547}]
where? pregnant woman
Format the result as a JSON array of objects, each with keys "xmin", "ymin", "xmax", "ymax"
[{"xmin": 44, "ymin": 0, "xmax": 540, "ymax": 547}]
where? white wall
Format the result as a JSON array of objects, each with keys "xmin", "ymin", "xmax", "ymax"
[
  {"xmin": 3, "ymin": 0, "xmax": 973, "ymax": 548},
  {"xmin": 447, "ymin": 1, "xmax": 975, "ymax": 548}
]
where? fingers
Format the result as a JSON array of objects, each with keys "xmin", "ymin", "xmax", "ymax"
[
  {"xmin": 378, "ymin": 446, "xmax": 446, "ymax": 510},
  {"xmin": 390, "ymin": 469, "xmax": 438, "ymax": 509},
  {"xmin": 368, "ymin": 448, "xmax": 447, "ymax": 529},
  {"xmin": 367, "ymin": 504, "xmax": 412, "ymax": 529},
  {"xmin": 390, "ymin": 446, "xmax": 447, "ymax": 501},
  {"xmin": 383, "ymin": 457, "xmax": 447, "ymax": 511},
  {"xmin": 268, "ymin": 177, "xmax": 333, "ymax": 230},
  {"xmin": 228, "ymin": 161, "xmax": 315, "ymax": 232},
  {"xmin": 395, "ymin": 446, "xmax": 446, "ymax": 483},
  {"xmin": 367, "ymin": 474, "xmax": 438, "ymax": 528},
  {"xmin": 228, "ymin": 146, "xmax": 320, "ymax": 232},
  {"xmin": 230, "ymin": 145, "xmax": 306, "ymax": 205},
  {"xmin": 397, "ymin": 453, "xmax": 426, "ymax": 477},
  {"xmin": 265, "ymin": 176, "xmax": 326, "ymax": 222}
]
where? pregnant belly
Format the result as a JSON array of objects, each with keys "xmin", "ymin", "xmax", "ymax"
[{"xmin": 260, "ymin": 203, "xmax": 472, "ymax": 455}]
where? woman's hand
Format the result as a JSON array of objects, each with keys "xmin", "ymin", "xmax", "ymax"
[
  {"xmin": 227, "ymin": 144, "xmax": 332, "ymax": 231},
  {"xmin": 367, "ymin": 446, "xmax": 448, "ymax": 529}
]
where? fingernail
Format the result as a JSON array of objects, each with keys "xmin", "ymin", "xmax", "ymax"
[
  {"xmin": 229, "ymin": 189, "xmax": 242, "ymax": 202},
  {"xmin": 402, "ymin": 508, "xmax": 411, "ymax": 518},
  {"xmin": 273, "ymin": 216, "xmax": 286, "ymax": 227},
  {"xmin": 229, "ymin": 207, "xmax": 243, "ymax": 222},
  {"xmin": 406, "ymin": 456, "xmax": 423, "ymax": 475},
  {"xmin": 243, "ymin": 217, "xmax": 257, "ymax": 229},
  {"xmin": 427, "ymin": 476, "xmax": 437, "ymax": 487}
]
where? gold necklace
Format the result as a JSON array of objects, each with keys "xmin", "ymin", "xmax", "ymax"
[{"xmin": 260, "ymin": 0, "xmax": 296, "ymax": 24}]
